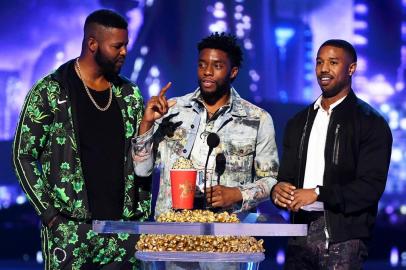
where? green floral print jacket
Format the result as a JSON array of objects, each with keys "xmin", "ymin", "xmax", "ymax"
[{"xmin": 13, "ymin": 60, "xmax": 151, "ymax": 225}]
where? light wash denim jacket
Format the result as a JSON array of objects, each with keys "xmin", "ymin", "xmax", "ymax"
[{"xmin": 132, "ymin": 88, "xmax": 279, "ymax": 218}]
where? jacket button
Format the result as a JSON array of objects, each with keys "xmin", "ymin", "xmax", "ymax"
[
  {"xmin": 183, "ymin": 149, "xmax": 187, "ymax": 153},
  {"xmin": 191, "ymin": 124, "xmax": 195, "ymax": 129}
]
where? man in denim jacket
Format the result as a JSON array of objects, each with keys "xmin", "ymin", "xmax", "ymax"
[{"xmin": 132, "ymin": 33, "xmax": 279, "ymax": 218}]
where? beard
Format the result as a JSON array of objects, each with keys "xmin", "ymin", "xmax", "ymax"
[
  {"xmin": 94, "ymin": 49, "xmax": 120, "ymax": 78},
  {"xmin": 321, "ymin": 79, "xmax": 349, "ymax": 98},
  {"xmin": 198, "ymin": 79, "xmax": 230, "ymax": 105}
]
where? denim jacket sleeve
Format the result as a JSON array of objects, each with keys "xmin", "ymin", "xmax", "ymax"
[
  {"xmin": 131, "ymin": 125, "xmax": 156, "ymax": 177},
  {"xmin": 238, "ymin": 111, "xmax": 279, "ymax": 211}
]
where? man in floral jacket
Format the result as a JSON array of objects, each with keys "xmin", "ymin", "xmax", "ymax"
[
  {"xmin": 13, "ymin": 9, "xmax": 150, "ymax": 270},
  {"xmin": 132, "ymin": 33, "xmax": 279, "ymax": 219}
]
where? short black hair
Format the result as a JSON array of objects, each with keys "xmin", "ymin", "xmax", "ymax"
[
  {"xmin": 319, "ymin": 39, "xmax": 357, "ymax": 63},
  {"xmin": 84, "ymin": 9, "xmax": 128, "ymax": 30},
  {"xmin": 197, "ymin": 32, "xmax": 243, "ymax": 68}
]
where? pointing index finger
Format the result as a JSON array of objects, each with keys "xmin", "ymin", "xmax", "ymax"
[{"xmin": 159, "ymin": 82, "xmax": 172, "ymax": 97}]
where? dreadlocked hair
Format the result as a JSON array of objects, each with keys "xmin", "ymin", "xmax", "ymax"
[{"xmin": 197, "ymin": 32, "xmax": 243, "ymax": 68}]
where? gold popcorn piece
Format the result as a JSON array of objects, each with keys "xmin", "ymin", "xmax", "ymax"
[
  {"xmin": 136, "ymin": 210, "xmax": 265, "ymax": 253},
  {"xmin": 172, "ymin": 157, "xmax": 195, "ymax": 170},
  {"xmin": 156, "ymin": 209, "xmax": 240, "ymax": 223}
]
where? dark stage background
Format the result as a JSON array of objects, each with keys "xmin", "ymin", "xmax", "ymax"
[{"xmin": 1, "ymin": 0, "xmax": 406, "ymax": 269}]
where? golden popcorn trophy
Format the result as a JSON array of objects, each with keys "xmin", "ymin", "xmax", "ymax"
[{"xmin": 93, "ymin": 210, "xmax": 307, "ymax": 270}]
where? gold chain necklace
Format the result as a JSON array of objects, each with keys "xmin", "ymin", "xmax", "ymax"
[{"xmin": 75, "ymin": 58, "xmax": 112, "ymax": 112}]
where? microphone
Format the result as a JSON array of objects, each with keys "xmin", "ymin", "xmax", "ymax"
[
  {"xmin": 207, "ymin": 132, "xmax": 220, "ymax": 151},
  {"xmin": 208, "ymin": 153, "xmax": 226, "ymax": 211},
  {"xmin": 215, "ymin": 153, "xmax": 226, "ymax": 185},
  {"xmin": 203, "ymin": 133, "xmax": 220, "ymax": 209}
]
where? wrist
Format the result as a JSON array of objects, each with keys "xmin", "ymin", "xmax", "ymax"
[
  {"xmin": 233, "ymin": 187, "xmax": 243, "ymax": 203},
  {"xmin": 314, "ymin": 186, "xmax": 320, "ymax": 199},
  {"xmin": 139, "ymin": 119, "xmax": 154, "ymax": 135}
]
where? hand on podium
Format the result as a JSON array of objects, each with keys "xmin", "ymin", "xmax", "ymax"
[{"xmin": 205, "ymin": 185, "xmax": 242, "ymax": 208}]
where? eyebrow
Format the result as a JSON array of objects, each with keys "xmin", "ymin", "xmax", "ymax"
[
  {"xmin": 111, "ymin": 40, "xmax": 129, "ymax": 45},
  {"xmin": 316, "ymin": 57, "xmax": 340, "ymax": 61}
]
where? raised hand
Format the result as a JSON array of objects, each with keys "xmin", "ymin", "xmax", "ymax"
[{"xmin": 139, "ymin": 82, "xmax": 177, "ymax": 135}]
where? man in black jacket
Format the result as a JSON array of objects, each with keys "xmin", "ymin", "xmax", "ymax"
[{"xmin": 271, "ymin": 39, "xmax": 392, "ymax": 269}]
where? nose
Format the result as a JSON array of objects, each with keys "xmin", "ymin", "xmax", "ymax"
[
  {"xmin": 120, "ymin": 46, "xmax": 127, "ymax": 57},
  {"xmin": 204, "ymin": 65, "xmax": 213, "ymax": 76},
  {"xmin": 321, "ymin": 62, "xmax": 329, "ymax": 73}
]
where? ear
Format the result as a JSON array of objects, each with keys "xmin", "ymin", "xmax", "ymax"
[
  {"xmin": 230, "ymin": 67, "xmax": 239, "ymax": 80},
  {"xmin": 87, "ymin": 37, "xmax": 98, "ymax": 53},
  {"xmin": 348, "ymin": 62, "xmax": 357, "ymax": 76}
]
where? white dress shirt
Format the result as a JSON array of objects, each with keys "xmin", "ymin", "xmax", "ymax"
[{"xmin": 301, "ymin": 94, "xmax": 346, "ymax": 211}]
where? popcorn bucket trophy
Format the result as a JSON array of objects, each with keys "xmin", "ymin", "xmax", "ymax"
[
  {"xmin": 170, "ymin": 157, "xmax": 197, "ymax": 209},
  {"xmin": 170, "ymin": 169, "xmax": 197, "ymax": 209}
]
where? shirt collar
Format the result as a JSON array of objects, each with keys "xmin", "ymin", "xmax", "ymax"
[
  {"xmin": 188, "ymin": 87, "xmax": 247, "ymax": 117},
  {"xmin": 313, "ymin": 94, "xmax": 347, "ymax": 114}
]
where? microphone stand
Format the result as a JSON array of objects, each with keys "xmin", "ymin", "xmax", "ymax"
[
  {"xmin": 203, "ymin": 153, "xmax": 210, "ymax": 209},
  {"xmin": 203, "ymin": 133, "xmax": 220, "ymax": 209},
  {"xmin": 210, "ymin": 153, "xmax": 226, "ymax": 211}
]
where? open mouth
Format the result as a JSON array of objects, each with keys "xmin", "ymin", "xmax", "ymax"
[
  {"xmin": 319, "ymin": 75, "xmax": 333, "ymax": 85},
  {"xmin": 202, "ymin": 79, "xmax": 215, "ymax": 88}
]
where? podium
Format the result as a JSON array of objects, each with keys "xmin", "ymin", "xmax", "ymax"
[{"xmin": 93, "ymin": 213, "xmax": 307, "ymax": 270}]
